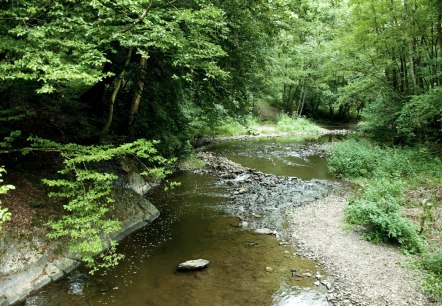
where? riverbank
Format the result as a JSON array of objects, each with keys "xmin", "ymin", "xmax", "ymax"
[
  {"xmin": 194, "ymin": 126, "xmax": 349, "ymax": 148},
  {"xmin": 290, "ymin": 191, "xmax": 429, "ymax": 305},
  {"xmin": 190, "ymin": 138, "xmax": 430, "ymax": 305},
  {"xmin": 0, "ymin": 158, "xmax": 160, "ymax": 306}
]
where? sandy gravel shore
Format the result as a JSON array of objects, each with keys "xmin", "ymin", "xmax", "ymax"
[{"xmin": 289, "ymin": 189, "xmax": 429, "ymax": 306}]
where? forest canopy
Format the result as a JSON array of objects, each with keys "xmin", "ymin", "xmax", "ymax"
[{"xmin": 1, "ymin": 0, "xmax": 440, "ymax": 147}]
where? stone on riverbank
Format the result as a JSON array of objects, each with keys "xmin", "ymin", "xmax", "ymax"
[
  {"xmin": 177, "ymin": 259, "xmax": 210, "ymax": 271},
  {"xmin": 255, "ymin": 228, "xmax": 276, "ymax": 235}
]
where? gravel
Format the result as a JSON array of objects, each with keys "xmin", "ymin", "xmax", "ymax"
[
  {"xmin": 191, "ymin": 141, "xmax": 429, "ymax": 306},
  {"xmin": 289, "ymin": 189, "xmax": 429, "ymax": 306}
]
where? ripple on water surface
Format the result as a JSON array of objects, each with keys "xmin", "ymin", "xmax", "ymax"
[
  {"xmin": 25, "ymin": 141, "xmax": 332, "ymax": 305},
  {"xmin": 208, "ymin": 135, "xmax": 338, "ymax": 180}
]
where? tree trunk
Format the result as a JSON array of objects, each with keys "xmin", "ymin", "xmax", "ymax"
[
  {"xmin": 437, "ymin": 13, "xmax": 442, "ymax": 60},
  {"xmin": 102, "ymin": 48, "xmax": 133, "ymax": 136},
  {"xmin": 408, "ymin": 40, "xmax": 418, "ymax": 95},
  {"xmin": 287, "ymin": 84, "xmax": 294, "ymax": 114},
  {"xmin": 329, "ymin": 106, "xmax": 334, "ymax": 118},
  {"xmin": 282, "ymin": 84, "xmax": 288, "ymax": 109},
  {"xmin": 405, "ymin": 0, "xmax": 418, "ymax": 95},
  {"xmin": 436, "ymin": 12, "xmax": 442, "ymax": 85},
  {"xmin": 400, "ymin": 55, "xmax": 408, "ymax": 93},
  {"xmin": 129, "ymin": 57, "xmax": 148, "ymax": 127},
  {"xmin": 297, "ymin": 85, "xmax": 306, "ymax": 116},
  {"xmin": 289, "ymin": 85, "xmax": 299, "ymax": 114}
]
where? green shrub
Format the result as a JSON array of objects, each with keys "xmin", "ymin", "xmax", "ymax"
[
  {"xmin": 421, "ymin": 253, "xmax": 442, "ymax": 276},
  {"xmin": 397, "ymin": 86, "xmax": 442, "ymax": 143},
  {"xmin": 346, "ymin": 178, "xmax": 424, "ymax": 253},
  {"xmin": 0, "ymin": 167, "xmax": 13, "ymax": 232},
  {"xmin": 179, "ymin": 154, "xmax": 206, "ymax": 170},
  {"xmin": 213, "ymin": 120, "xmax": 248, "ymax": 136},
  {"xmin": 275, "ymin": 114, "xmax": 322, "ymax": 133},
  {"xmin": 328, "ymin": 139, "xmax": 381, "ymax": 178},
  {"xmin": 420, "ymin": 253, "xmax": 442, "ymax": 301},
  {"xmin": 206, "ymin": 116, "xmax": 263, "ymax": 137},
  {"xmin": 328, "ymin": 139, "xmax": 441, "ymax": 180}
]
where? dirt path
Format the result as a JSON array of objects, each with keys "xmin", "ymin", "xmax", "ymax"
[{"xmin": 289, "ymin": 189, "xmax": 429, "ymax": 306}]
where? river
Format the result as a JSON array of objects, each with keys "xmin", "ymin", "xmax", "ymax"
[{"xmin": 23, "ymin": 135, "xmax": 342, "ymax": 306}]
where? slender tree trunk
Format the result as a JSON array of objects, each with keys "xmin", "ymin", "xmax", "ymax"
[
  {"xmin": 290, "ymin": 86, "xmax": 299, "ymax": 112},
  {"xmin": 298, "ymin": 89, "xmax": 306, "ymax": 116},
  {"xmin": 437, "ymin": 13, "xmax": 442, "ymax": 60},
  {"xmin": 357, "ymin": 103, "xmax": 363, "ymax": 119},
  {"xmin": 297, "ymin": 84, "xmax": 306, "ymax": 116},
  {"xmin": 391, "ymin": 56, "xmax": 399, "ymax": 91},
  {"xmin": 129, "ymin": 57, "xmax": 148, "ymax": 127},
  {"xmin": 287, "ymin": 84, "xmax": 293, "ymax": 114},
  {"xmin": 408, "ymin": 40, "xmax": 418, "ymax": 95},
  {"xmin": 315, "ymin": 94, "xmax": 320, "ymax": 113},
  {"xmin": 401, "ymin": 54, "xmax": 408, "ymax": 92},
  {"xmin": 388, "ymin": 3, "xmax": 400, "ymax": 92},
  {"xmin": 436, "ymin": 12, "xmax": 442, "ymax": 85},
  {"xmin": 329, "ymin": 106, "xmax": 334, "ymax": 118},
  {"xmin": 405, "ymin": 0, "xmax": 418, "ymax": 95},
  {"xmin": 102, "ymin": 48, "xmax": 133, "ymax": 136}
]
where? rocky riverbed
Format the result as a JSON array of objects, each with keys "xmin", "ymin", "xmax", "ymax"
[
  {"xmin": 187, "ymin": 138, "xmax": 428, "ymax": 306},
  {"xmin": 191, "ymin": 151, "xmax": 339, "ymax": 232},
  {"xmin": 186, "ymin": 149, "xmax": 347, "ymax": 305}
]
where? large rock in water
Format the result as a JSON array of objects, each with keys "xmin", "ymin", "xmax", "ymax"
[{"xmin": 177, "ymin": 259, "xmax": 210, "ymax": 271}]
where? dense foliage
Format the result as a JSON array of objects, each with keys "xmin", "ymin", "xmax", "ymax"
[
  {"xmin": 1, "ymin": 0, "xmax": 440, "ymax": 146},
  {"xmin": 263, "ymin": 0, "xmax": 441, "ymax": 143},
  {"xmin": 0, "ymin": 0, "xmax": 283, "ymax": 154},
  {"xmin": 0, "ymin": 0, "xmax": 287, "ymax": 271}
]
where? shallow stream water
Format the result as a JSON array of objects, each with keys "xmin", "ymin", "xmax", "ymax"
[{"xmin": 24, "ymin": 136, "xmax": 339, "ymax": 306}]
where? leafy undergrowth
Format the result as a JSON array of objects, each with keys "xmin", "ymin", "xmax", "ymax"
[
  {"xmin": 328, "ymin": 138, "xmax": 442, "ymax": 302},
  {"xmin": 275, "ymin": 114, "xmax": 323, "ymax": 133},
  {"xmin": 179, "ymin": 153, "xmax": 207, "ymax": 170},
  {"xmin": 419, "ymin": 253, "xmax": 442, "ymax": 301},
  {"xmin": 208, "ymin": 114, "xmax": 324, "ymax": 137}
]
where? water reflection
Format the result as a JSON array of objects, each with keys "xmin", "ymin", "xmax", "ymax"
[
  {"xmin": 208, "ymin": 135, "xmax": 339, "ymax": 180},
  {"xmin": 25, "ymin": 138, "xmax": 333, "ymax": 305}
]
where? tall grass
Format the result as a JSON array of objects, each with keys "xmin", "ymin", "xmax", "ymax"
[{"xmin": 275, "ymin": 114, "xmax": 323, "ymax": 133}]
